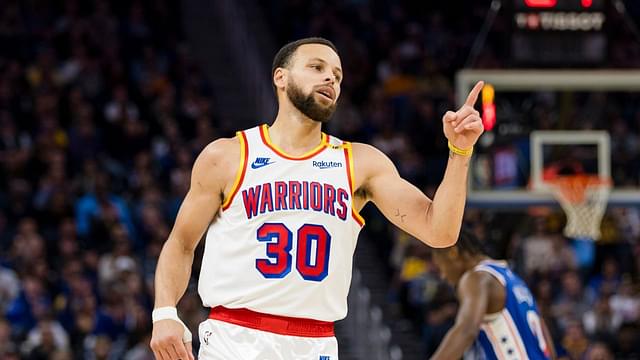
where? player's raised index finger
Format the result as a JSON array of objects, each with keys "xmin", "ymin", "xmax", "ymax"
[{"xmin": 464, "ymin": 81, "xmax": 484, "ymax": 107}]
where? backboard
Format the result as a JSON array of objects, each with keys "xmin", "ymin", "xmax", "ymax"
[{"xmin": 456, "ymin": 69, "xmax": 640, "ymax": 208}]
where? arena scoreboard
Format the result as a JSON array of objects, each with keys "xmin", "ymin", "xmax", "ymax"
[{"xmin": 510, "ymin": 0, "xmax": 608, "ymax": 65}]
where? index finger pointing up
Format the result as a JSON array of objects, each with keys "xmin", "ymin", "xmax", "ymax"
[{"xmin": 465, "ymin": 81, "xmax": 485, "ymax": 107}]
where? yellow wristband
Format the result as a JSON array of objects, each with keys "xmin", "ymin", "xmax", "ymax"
[{"xmin": 448, "ymin": 141, "xmax": 473, "ymax": 156}]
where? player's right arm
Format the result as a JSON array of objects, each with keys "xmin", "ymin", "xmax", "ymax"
[
  {"xmin": 429, "ymin": 271, "xmax": 493, "ymax": 360},
  {"xmin": 150, "ymin": 137, "xmax": 239, "ymax": 360},
  {"xmin": 352, "ymin": 81, "xmax": 484, "ymax": 248}
]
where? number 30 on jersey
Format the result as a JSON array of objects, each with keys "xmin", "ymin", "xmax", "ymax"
[{"xmin": 255, "ymin": 223, "xmax": 331, "ymax": 281}]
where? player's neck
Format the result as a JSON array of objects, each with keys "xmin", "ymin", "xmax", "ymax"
[
  {"xmin": 467, "ymin": 255, "xmax": 491, "ymax": 269},
  {"xmin": 270, "ymin": 109, "xmax": 324, "ymax": 156}
]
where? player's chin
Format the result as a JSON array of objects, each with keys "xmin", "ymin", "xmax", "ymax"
[
  {"xmin": 312, "ymin": 114, "xmax": 334, "ymax": 123},
  {"xmin": 321, "ymin": 101, "xmax": 338, "ymax": 114}
]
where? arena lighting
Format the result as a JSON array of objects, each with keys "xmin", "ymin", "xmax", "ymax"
[
  {"xmin": 523, "ymin": 0, "xmax": 594, "ymax": 8},
  {"xmin": 481, "ymin": 84, "xmax": 496, "ymax": 131},
  {"xmin": 524, "ymin": 0, "xmax": 557, "ymax": 8}
]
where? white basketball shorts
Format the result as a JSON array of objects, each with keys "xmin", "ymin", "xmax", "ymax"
[{"xmin": 197, "ymin": 307, "xmax": 339, "ymax": 360}]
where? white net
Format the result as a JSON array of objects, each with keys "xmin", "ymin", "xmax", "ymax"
[{"xmin": 548, "ymin": 176, "xmax": 611, "ymax": 240}]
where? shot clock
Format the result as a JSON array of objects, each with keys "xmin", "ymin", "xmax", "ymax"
[{"xmin": 510, "ymin": 0, "xmax": 608, "ymax": 65}]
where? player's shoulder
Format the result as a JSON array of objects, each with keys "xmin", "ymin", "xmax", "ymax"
[
  {"xmin": 194, "ymin": 135, "xmax": 241, "ymax": 174},
  {"xmin": 459, "ymin": 269, "xmax": 498, "ymax": 293},
  {"xmin": 350, "ymin": 142, "xmax": 380, "ymax": 154},
  {"xmin": 350, "ymin": 142, "xmax": 392, "ymax": 162},
  {"xmin": 461, "ymin": 269, "xmax": 495, "ymax": 283},
  {"xmin": 201, "ymin": 136, "xmax": 239, "ymax": 157},
  {"xmin": 350, "ymin": 142, "xmax": 397, "ymax": 176}
]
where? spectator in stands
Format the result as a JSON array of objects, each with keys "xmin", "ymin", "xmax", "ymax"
[
  {"xmin": 0, "ymin": 317, "xmax": 17, "ymax": 354},
  {"xmin": 75, "ymin": 172, "xmax": 135, "ymax": 246},
  {"xmin": 583, "ymin": 341, "xmax": 614, "ymax": 360},
  {"xmin": 520, "ymin": 216, "xmax": 557, "ymax": 276},
  {"xmin": 561, "ymin": 320, "xmax": 590, "ymax": 360},
  {"xmin": 614, "ymin": 323, "xmax": 640, "ymax": 358},
  {"xmin": 0, "ymin": 265, "xmax": 19, "ymax": 313},
  {"xmin": 97, "ymin": 224, "xmax": 137, "ymax": 290},
  {"xmin": 552, "ymin": 271, "xmax": 592, "ymax": 331},
  {"xmin": 21, "ymin": 316, "xmax": 70, "ymax": 357},
  {"xmin": 588, "ymin": 257, "xmax": 621, "ymax": 297},
  {"xmin": 609, "ymin": 276, "xmax": 640, "ymax": 324},
  {"xmin": 582, "ymin": 294, "xmax": 623, "ymax": 339}
]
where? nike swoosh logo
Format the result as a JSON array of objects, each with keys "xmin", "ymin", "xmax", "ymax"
[{"xmin": 251, "ymin": 161, "xmax": 275, "ymax": 169}]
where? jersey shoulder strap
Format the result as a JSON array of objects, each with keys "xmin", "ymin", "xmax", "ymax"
[{"xmin": 472, "ymin": 260, "xmax": 508, "ymax": 286}]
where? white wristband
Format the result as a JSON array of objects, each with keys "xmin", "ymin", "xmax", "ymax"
[{"xmin": 152, "ymin": 307, "xmax": 192, "ymax": 343}]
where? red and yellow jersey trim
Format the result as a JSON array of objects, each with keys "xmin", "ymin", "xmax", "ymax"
[
  {"xmin": 259, "ymin": 124, "xmax": 329, "ymax": 160},
  {"xmin": 344, "ymin": 142, "xmax": 365, "ymax": 227},
  {"xmin": 222, "ymin": 131, "xmax": 249, "ymax": 210}
]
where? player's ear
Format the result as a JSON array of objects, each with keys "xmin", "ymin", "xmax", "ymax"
[{"xmin": 273, "ymin": 68, "xmax": 287, "ymax": 91}]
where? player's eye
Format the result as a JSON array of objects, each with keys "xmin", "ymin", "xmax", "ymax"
[{"xmin": 310, "ymin": 64, "xmax": 322, "ymax": 71}]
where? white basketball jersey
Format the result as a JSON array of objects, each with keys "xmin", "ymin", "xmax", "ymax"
[{"xmin": 198, "ymin": 124, "xmax": 364, "ymax": 322}]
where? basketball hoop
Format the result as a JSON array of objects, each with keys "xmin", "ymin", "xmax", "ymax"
[{"xmin": 546, "ymin": 175, "xmax": 611, "ymax": 240}]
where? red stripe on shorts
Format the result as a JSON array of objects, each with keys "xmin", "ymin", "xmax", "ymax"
[{"xmin": 208, "ymin": 306, "xmax": 335, "ymax": 338}]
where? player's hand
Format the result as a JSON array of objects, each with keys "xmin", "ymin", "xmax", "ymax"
[
  {"xmin": 150, "ymin": 319, "xmax": 195, "ymax": 360},
  {"xmin": 442, "ymin": 81, "xmax": 485, "ymax": 151}
]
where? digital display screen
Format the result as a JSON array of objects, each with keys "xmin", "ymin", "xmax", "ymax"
[
  {"xmin": 515, "ymin": 0, "xmax": 606, "ymax": 11},
  {"xmin": 511, "ymin": 0, "xmax": 608, "ymax": 65}
]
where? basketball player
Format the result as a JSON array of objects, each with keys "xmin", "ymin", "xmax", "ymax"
[
  {"xmin": 430, "ymin": 229, "xmax": 557, "ymax": 360},
  {"xmin": 150, "ymin": 37, "xmax": 485, "ymax": 359}
]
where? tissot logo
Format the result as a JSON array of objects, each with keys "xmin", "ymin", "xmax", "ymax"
[
  {"xmin": 313, "ymin": 161, "xmax": 342, "ymax": 169},
  {"xmin": 515, "ymin": 12, "xmax": 605, "ymax": 31}
]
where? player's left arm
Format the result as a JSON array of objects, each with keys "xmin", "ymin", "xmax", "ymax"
[
  {"xmin": 353, "ymin": 81, "xmax": 484, "ymax": 248},
  {"xmin": 429, "ymin": 271, "xmax": 493, "ymax": 360}
]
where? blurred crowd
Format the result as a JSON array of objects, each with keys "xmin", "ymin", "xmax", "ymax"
[
  {"xmin": 0, "ymin": 0, "xmax": 639, "ymax": 359},
  {"xmin": 0, "ymin": 0, "xmax": 215, "ymax": 358}
]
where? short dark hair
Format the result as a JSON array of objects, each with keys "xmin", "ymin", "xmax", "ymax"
[
  {"xmin": 271, "ymin": 37, "xmax": 339, "ymax": 93},
  {"xmin": 433, "ymin": 226, "xmax": 487, "ymax": 256},
  {"xmin": 455, "ymin": 227, "xmax": 487, "ymax": 256}
]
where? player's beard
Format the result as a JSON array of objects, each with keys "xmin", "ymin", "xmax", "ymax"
[{"xmin": 286, "ymin": 79, "xmax": 336, "ymax": 123}]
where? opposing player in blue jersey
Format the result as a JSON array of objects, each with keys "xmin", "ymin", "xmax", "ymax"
[{"xmin": 430, "ymin": 229, "xmax": 556, "ymax": 360}]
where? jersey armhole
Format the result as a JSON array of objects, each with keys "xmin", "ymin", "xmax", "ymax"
[
  {"xmin": 221, "ymin": 131, "xmax": 249, "ymax": 210},
  {"xmin": 343, "ymin": 142, "xmax": 365, "ymax": 227},
  {"xmin": 471, "ymin": 267, "xmax": 508, "ymax": 318},
  {"xmin": 473, "ymin": 266, "xmax": 507, "ymax": 286}
]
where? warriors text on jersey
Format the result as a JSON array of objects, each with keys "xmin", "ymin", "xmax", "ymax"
[
  {"xmin": 198, "ymin": 125, "xmax": 364, "ymax": 322},
  {"xmin": 465, "ymin": 260, "xmax": 552, "ymax": 360}
]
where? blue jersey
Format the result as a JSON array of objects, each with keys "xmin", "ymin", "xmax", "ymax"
[{"xmin": 464, "ymin": 260, "xmax": 552, "ymax": 360}]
